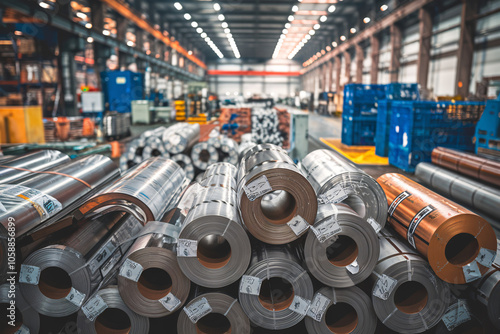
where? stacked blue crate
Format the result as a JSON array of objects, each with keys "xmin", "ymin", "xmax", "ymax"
[{"xmin": 388, "ymin": 100, "xmax": 485, "ymax": 172}]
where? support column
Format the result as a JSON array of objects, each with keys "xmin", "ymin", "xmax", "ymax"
[
  {"xmin": 327, "ymin": 60, "xmax": 333, "ymax": 91},
  {"xmin": 343, "ymin": 52, "xmax": 352, "ymax": 85},
  {"xmin": 389, "ymin": 24, "xmax": 402, "ymax": 82},
  {"xmin": 355, "ymin": 44, "xmax": 364, "ymax": 83},
  {"xmin": 334, "ymin": 56, "xmax": 341, "ymax": 91},
  {"xmin": 455, "ymin": 0, "xmax": 477, "ymax": 96},
  {"xmin": 90, "ymin": 0, "xmax": 106, "ymax": 88},
  {"xmin": 370, "ymin": 35, "xmax": 380, "ymax": 84},
  {"xmin": 417, "ymin": 7, "xmax": 432, "ymax": 91}
]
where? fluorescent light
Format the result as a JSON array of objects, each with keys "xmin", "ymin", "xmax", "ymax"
[
  {"xmin": 363, "ymin": 17, "xmax": 371, "ymax": 23},
  {"xmin": 205, "ymin": 37, "xmax": 211, "ymax": 42},
  {"xmin": 285, "ymin": 23, "xmax": 291, "ymax": 29},
  {"xmin": 288, "ymin": 15, "xmax": 294, "ymax": 21},
  {"xmin": 305, "ymin": 35, "xmax": 311, "ymax": 40},
  {"xmin": 87, "ymin": 37, "xmax": 94, "ymax": 43},
  {"xmin": 14, "ymin": 31, "xmax": 22, "ymax": 36},
  {"xmin": 76, "ymin": 12, "xmax": 87, "ymax": 19},
  {"xmin": 103, "ymin": 30, "xmax": 110, "ymax": 36},
  {"xmin": 188, "ymin": 50, "xmax": 193, "ymax": 55},
  {"xmin": 332, "ymin": 41, "xmax": 337, "ymax": 47},
  {"xmin": 174, "ymin": 2, "xmax": 182, "ymax": 10},
  {"xmin": 328, "ymin": 5, "xmax": 336, "ymax": 13},
  {"xmin": 283, "ymin": 29, "xmax": 288, "ymax": 34},
  {"xmin": 381, "ymin": 4, "xmax": 388, "ymax": 11},
  {"xmin": 39, "ymin": 2, "xmax": 50, "ymax": 9},
  {"xmin": 197, "ymin": 27, "xmax": 203, "ymax": 33},
  {"xmin": 350, "ymin": 28, "xmax": 356, "ymax": 34},
  {"xmin": 201, "ymin": 32, "xmax": 207, "ymax": 38},
  {"xmin": 85, "ymin": 23, "xmax": 92, "ymax": 29},
  {"xmin": 226, "ymin": 33, "xmax": 232, "ymax": 37},
  {"xmin": 309, "ymin": 29, "xmax": 315, "ymax": 35},
  {"xmin": 213, "ymin": 3, "xmax": 221, "ymax": 11},
  {"xmin": 218, "ymin": 14, "xmax": 225, "ymax": 21},
  {"xmin": 326, "ymin": 46, "xmax": 331, "ymax": 51},
  {"xmin": 221, "ymin": 22, "xmax": 228, "ymax": 28},
  {"xmin": 292, "ymin": 5, "xmax": 298, "ymax": 12},
  {"xmin": 184, "ymin": 13, "xmax": 191, "ymax": 20},
  {"xmin": 340, "ymin": 35, "xmax": 346, "ymax": 41},
  {"xmin": 224, "ymin": 28, "xmax": 231, "ymax": 33},
  {"xmin": 314, "ymin": 24, "xmax": 320, "ymax": 30},
  {"xmin": 191, "ymin": 21, "xmax": 198, "ymax": 28},
  {"xmin": 127, "ymin": 40, "xmax": 134, "ymax": 47},
  {"xmin": 280, "ymin": 34, "xmax": 286, "ymax": 39},
  {"xmin": 320, "ymin": 15, "xmax": 327, "ymax": 22}
]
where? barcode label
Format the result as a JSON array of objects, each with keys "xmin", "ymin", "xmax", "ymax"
[
  {"xmin": 289, "ymin": 296, "xmax": 311, "ymax": 316},
  {"xmin": 442, "ymin": 300, "xmax": 471, "ymax": 331},
  {"xmin": 307, "ymin": 293, "xmax": 331, "ymax": 322},
  {"xmin": 310, "ymin": 216, "xmax": 342, "ymax": 243},
  {"xmin": 66, "ymin": 287, "xmax": 86, "ymax": 307},
  {"xmin": 159, "ymin": 292, "xmax": 182, "ymax": 312},
  {"xmin": 177, "ymin": 239, "xmax": 198, "ymax": 257},
  {"xmin": 239, "ymin": 275, "xmax": 262, "ymax": 295},
  {"xmin": 184, "ymin": 297, "xmax": 212, "ymax": 323},
  {"xmin": 320, "ymin": 185, "xmax": 348, "ymax": 204}
]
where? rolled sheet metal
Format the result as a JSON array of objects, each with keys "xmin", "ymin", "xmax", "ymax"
[
  {"xmin": 238, "ymin": 243, "xmax": 314, "ymax": 330},
  {"xmin": 302, "ymin": 149, "xmax": 388, "ymax": 230},
  {"xmin": 434, "ymin": 302, "xmax": 495, "ymax": 334},
  {"xmin": 304, "ymin": 285, "xmax": 377, "ymax": 334},
  {"xmin": 304, "ymin": 204, "xmax": 380, "ymax": 288},
  {"xmin": 416, "ymin": 162, "xmax": 500, "ymax": 218},
  {"xmin": 0, "ymin": 283, "xmax": 39, "ymax": 333},
  {"xmin": 142, "ymin": 137, "xmax": 169, "ymax": 160},
  {"xmin": 75, "ymin": 157, "xmax": 186, "ymax": 224},
  {"xmin": 377, "ymin": 173, "xmax": 497, "ymax": 284},
  {"xmin": 117, "ymin": 221, "xmax": 190, "ymax": 318},
  {"xmin": 20, "ymin": 213, "xmax": 142, "ymax": 317},
  {"xmin": 431, "ymin": 147, "xmax": 500, "ymax": 188},
  {"xmin": 77, "ymin": 285, "xmax": 149, "ymax": 334},
  {"xmin": 238, "ymin": 141, "xmax": 257, "ymax": 161},
  {"xmin": 0, "ymin": 150, "xmax": 70, "ymax": 184},
  {"xmin": 218, "ymin": 137, "xmax": 239, "ymax": 165},
  {"xmin": 191, "ymin": 142, "xmax": 219, "ymax": 170},
  {"xmin": 371, "ymin": 230, "xmax": 451, "ymax": 333},
  {"xmin": 164, "ymin": 123, "xmax": 200, "ymax": 154},
  {"xmin": 237, "ymin": 144, "xmax": 317, "ymax": 245},
  {"xmin": 200, "ymin": 162, "xmax": 237, "ymax": 191},
  {"xmin": 171, "ymin": 154, "xmax": 195, "ymax": 181}
]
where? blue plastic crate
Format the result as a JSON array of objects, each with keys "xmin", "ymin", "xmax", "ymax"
[
  {"xmin": 342, "ymin": 115, "xmax": 378, "ymax": 146},
  {"xmin": 375, "ymin": 100, "xmax": 392, "ymax": 156},
  {"xmin": 385, "ymin": 83, "xmax": 420, "ymax": 101}
]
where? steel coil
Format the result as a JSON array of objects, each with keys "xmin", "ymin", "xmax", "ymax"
[
  {"xmin": 237, "ymin": 144, "xmax": 317, "ymax": 244},
  {"xmin": 117, "ymin": 221, "xmax": 190, "ymax": 318},
  {"xmin": 302, "ymin": 149, "xmax": 387, "ymax": 229},
  {"xmin": 142, "ymin": 137, "xmax": 169, "ymax": 160},
  {"xmin": 20, "ymin": 213, "xmax": 142, "ymax": 317},
  {"xmin": 77, "ymin": 285, "xmax": 149, "ymax": 333},
  {"xmin": 238, "ymin": 243, "xmax": 314, "ymax": 330},
  {"xmin": 199, "ymin": 162, "xmax": 237, "ymax": 191},
  {"xmin": 191, "ymin": 142, "xmax": 219, "ymax": 170},
  {"xmin": 0, "ymin": 283, "xmax": 39, "ymax": 333},
  {"xmin": 171, "ymin": 154, "xmax": 195, "ymax": 181},
  {"xmin": 164, "ymin": 123, "xmax": 200, "ymax": 154},
  {"xmin": 218, "ymin": 137, "xmax": 239, "ymax": 165},
  {"xmin": 141, "ymin": 126, "xmax": 168, "ymax": 140},
  {"xmin": 304, "ymin": 285, "xmax": 377, "ymax": 334},
  {"xmin": 177, "ymin": 291, "xmax": 250, "ymax": 334},
  {"xmin": 75, "ymin": 157, "xmax": 186, "ymax": 224},
  {"xmin": 377, "ymin": 173, "xmax": 497, "ymax": 284},
  {"xmin": 304, "ymin": 204, "xmax": 380, "ymax": 288},
  {"xmin": 371, "ymin": 230, "xmax": 451, "ymax": 333},
  {"xmin": 0, "ymin": 150, "xmax": 70, "ymax": 184},
  {"xmin": 238, "ymin": 141, "xmax": 257, "ymax": 161},
  {"xmin": 433, "ymin": 301, "xmax": 495, "ymax": 334},
  {"xmin": 416, "ymin": 162, "xmax": 500, "ymax": 218}
]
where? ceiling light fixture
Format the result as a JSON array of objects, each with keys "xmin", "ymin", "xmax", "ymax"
[
  {"xmin": 213, "ymin": 3, "xmax": 221, "ymax": 11},
  {"xmin": 197, "ymin": 27, "xmax": 203, "ymax": 33},
  {"xmin": 292, "ymin": 5, "xmax": 298, "ymax": 12},
  {"xmin": 350, "ymin": 27, "xmax": 356, "ymax": 33},
  {"xmin": 363, "ymin": 17, "xmax": 371, "ymax": 23},
  {"xmin": 221, "ymin": 22, "xmax": 228, "ymax": 28},
  {"xmin": 218, "ymin": 14, "xmax": 225, "ymax": 21},
  {"xmin": 288, "ymin": 15, "xmax": 294, "ymax": 21},
  {"xmin": 191, "ymin": 21, "xmax": 198, "ymax": 28},
  {"xmin": 381, "ymin": 4, "xmax": 388, "ymax": 11},
  {"xmin": 320, "ymin": 15, "xmax": 327, "ymax": 22},
  {"xmin": 340, "ymin": 35, "xmax": 346, "ymax": 41},
  {"xmin": 285, "ymin": 23, "xmax": 291, "ymax": 29},
  {"xmin": 184, "ymin": 13, "xmax": 191, "ymax": 20},
  {"xmin": 328, "ymin": 5, "xmax": 336, "ymax": 13},
  {"xmin": 174, "ymin": 2, "xmax": 182, "ymax": 10},
  {"xmin": 314, "ymin": 24, "xmax": 320, "ymax": 30}
]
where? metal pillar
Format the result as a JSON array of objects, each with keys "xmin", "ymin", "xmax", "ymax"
[
  {"xmin": 334, "ymin": 56, "xmax": 341, "ymax": 91},
  {"xmin": 455, "ymin": 0, "xmax": 477, "ymax": 97},
  {"xmin": 343, "ymin": 52, "xmax": 352, "ymax": 85},
  {"xmin": 370, "ymin": 35, "xmax": 380, "ymax": 84},
  {"xmin": 417, "ymin": 7, "xmax": 432, "ymax": 92},
  {"xmin": 355, "ymin": 44, "xmax": 364, "ymax": 83},
  {"xmin": 90, "ymin": 0, "xmax": 106, "ymax": 88},
  {"xmin": 389, "ymin": 24, "xmax": 402, "ymax": 82}
]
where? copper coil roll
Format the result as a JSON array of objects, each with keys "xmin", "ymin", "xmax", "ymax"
[
  {"xmin": 0, "ymin": 283, "xmax": 40, "ymax": 333},
  {"xmin": 177, "ymin": 291, "xmax": 251, "ymax": 334},
  {"xmin": 377, "ymin": 173, "xmax": 497, "ymax": 284},
  {"xmin": 170, "ymin": 154, "xmax": 195, "ymax": 181},
  {"xmin": 117, "ymin": 221, "xmax": 190, "ymax": 318},
  {"xmin": 77, "ymin": 285, "xmax": 149, "ymax": 334},
  {"xmin": 371, "ymin": 230, "xmax": 451, "ymax": 333},
  {"xmin": 237, "ymin": 144, "xmax": 317, "ymax": 245},
  {"xmin": 0, "ymin": 150, "xmax": 70, "ymax": 184},
  {"xmin": 191, "ymin": 142, "xmax": 219, "ymax": 170},
  {"xmin": 142, "ymin": 137, "xmax": 169, "ymax": 160},
  {"xmin": 431, "ymin": 147, "xmax": 500, "ymax": 188},
  {"xmin": 302, "ymin": 149, "xmax": 387, "ymax": 229},
  {"xmin": 304, "ymin": 204, "xmax": 380, "ymax": 288},
  {"xmin": 164, "ymin": 123, "xmax": 200, "ymax": 154},
  {"xmin": 304, "ymin": 286, "xmax": 377, "ymax": 334},
  {"xmin": 75, "ymin": 157, "xmax": 186, "ymax": 224}
]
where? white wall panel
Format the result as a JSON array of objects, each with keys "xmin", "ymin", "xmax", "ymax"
[{"xmin": 428, "ymin": 56, "xmax": 457, "ymax": 96}]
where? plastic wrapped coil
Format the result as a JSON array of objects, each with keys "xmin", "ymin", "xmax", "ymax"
[{"xmin": 199, "ymin": 162, "xmax": 238, "ymax": 191}]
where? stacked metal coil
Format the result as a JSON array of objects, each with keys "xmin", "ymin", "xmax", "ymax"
[
  {"xmin": 170, "ymin": 154, "xmax": 195, "ymax": 181},
  {"xmin": 302, "ymin": 149, "xmax": 388, "ymax": 230},
  {"xmin": 416, "ymin": 162, "xmax": 500, "ymax": 218},
  {"xmin": 208, "ymin": 136, "xmax": 239, "ymax": 165},
  {"xmin": 164, "ymin": 123, "xmax": 200, "ymax": 154},
  {"xmin": 177, "ymin": 163, "xmax": 251, "ymax": 288},
  {"xmin": 77, "ymin": 285, "xmax": 149, "ymax": 333},
  {"xmin": 103, "ymin": 112, "xmax": 131, "ymax": 138},
  {"xmin": 377, "ymin": 173, "xmax": 497, "ymax": 284},
  {"xmin": 238, "ymin": 243, "xmax": 314, "ymax": 330},
  {"xmin": 191, "ymin": 142, "xmax": 219, "ymax": 170},
  {"xmin": 117, "ymin": 221, "xmax": 191, "ymax": 318},
  {"xmin": 304, "ymin": 204, "xmax": 380, "ymax": 287},
  {"xmin": 0, "ymin": 150, "xmax": 70, "ymax": 184},
  {"xmin": 371, "ymin": 230, "xmax": 451, "ymax": 333},
  {"xmin": 0, "ymin": 283, "xmax": 39, "ymax": 333},
  {"xmin": 142, "ymin": 137, "xmax": 168, "ymax": 160},
  {"xmin": 251, "ymin": 108, "xmax": 284, "ymax": 146},
  {"xmin": 75, "ymin": 157, "xmax": 186, "ymax": 224},
  {"xmin": 237, "ymin": 144, "xmax": 317, "ymax": 244},
  {"xmin": 304, "ymin": 286, "xmax": 377, "ymax": 334},
  {"xmin": 238, "ymin": 140, "xmax": 257, "ymax": 161}
]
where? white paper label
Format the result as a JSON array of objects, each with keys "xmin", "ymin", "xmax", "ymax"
[
  {"xmin": 367, "ymin": 217, "xmax": 382, "ymax": 234},
  {"xmin": 476, "ymin": 248, "xmax": 496, "ymax": 268},
  {"xmin": 307, "ymin": 293, "xmax": 331, "ymax": 322},
  {"xmin": 178, "ymin": 183, "xmax": 202, "ymax": 216},
  {"xmin": 239, "ymin": 275, "xmax": 262, "ymax": 295},
  {"xmin": 177, "ymin": 239, "xmax": 198, "ymax": 257},
  {"xmin": 15, "ymin": 325, "xmax": 30, "ymax": 334},
  {"xmin": 0, "ymin": 184, "xmax": 62, "ymax": 220},
  {"xmin": 310, "ymin": 216, "xmax": 342, "ymax": 243},
  {"xmin": 19, "ymin": 265, "xmax": 40, "ymax": 285},
  {"xmin": 289, "ymin": 295, "xmax": 311, "ymax": 316},
  {"xmin": 442, "ymin": 300, "xmax": 471, "ymax": 331},
  {"xmin": 320, "ymin": 184, "xmax": 348, "ymax": 204},
  {"xmin": 159, "ymin": 292, "xmax": 182, "ymax": 312},
  {"xmin": 89, "ymin": 240, "xmax": 117, "ymax": 274},
  {"xmin": 287, "ymin": 215, "xmax": 310, "ymax": 236},
  {"xmin": 82, "ymin": 295, "xmax": 108, "ymax": 322},
  {"xmin": 243, "ymin": 175, "xmax": 272, "ymax": 201},
  {"xmin": 463, "ymin": 261, "xmax": 481, "ymax": 283},
  {"xmin": 184, "ymin": 297, "xmax": 212, "ymax": 323},
  {"xmin": 66, "ymin": 287, "xmax": 86, "ymax": 307},
  {"xmin": 346, "ymin": 259, "xmax": 360, "ymax": 274},
  {"xmin": 119, "ymin": 259, "xmax": 144, "ymax": 282},
  {"xmin": 373, "ymin": 274, "xmax": 398, "ymax": 300}
]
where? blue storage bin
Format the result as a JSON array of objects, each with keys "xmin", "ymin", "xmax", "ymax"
[{"xmin": 342, "ymin": 115, "xmax": 378, "ymax": 146}]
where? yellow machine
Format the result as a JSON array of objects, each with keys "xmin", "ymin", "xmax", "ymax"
[{"xmin": 0, "ymin": 106, "xmax": 45, "ymax": 144}]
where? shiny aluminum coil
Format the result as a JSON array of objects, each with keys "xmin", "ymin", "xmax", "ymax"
[
  {"xmin": 194, "ymin": 173, "xmax": 204, "ymax": 183},
  {"xmin": 0, "ymin": 150, "xmax": 70, "ymax": 184},
  {"xmin": 20, "ymin": 213, "xmax": 142, "ymax": 317},
  {"xmin": 237, "ymin": 144, "xmax": 317, "ymax": 245},
  {"xmin": 191, "ymin": 142, "xmax": 219, "ymax": 170},
  {"xmin": 171, "ymin": 154, "xmax": 195, "ymax": 181},
  {"xmin": 142, "ymin": 137, "xmax": 169, "ymax": 160},
  {"xmin": 378, "ymin": 173, "xmax": 497, "ymax": 284},
  {"xmin": 238, "ymin": 243, "xmax": 314, "ymax": 330},
  {"xmin": 164, "ymin": 123, "xmax": 200, "ymax": 154},
  {"xmin": 75, "ymin": 157, "xmax": 186, "ymax": 224},
  {"xmin": 207, "ymin": 135, "xmax": 223, "ymax": 149},
  {"xmin": 177, "ymin": 291, "xmax": 251, "ymax": 334},
  {"xmin": 77, "ymin": 285, "xmax": 149, "ymax": 334},
  {"xmin": 218, "ymin": 137, "xmax": 239, "ymax": 165},
  {"xmin": 199, "ymin": 162, "xmax": 238, "ymax": 191},
  {"xmin": 177, "ymin": 184, "xmax": 251, "ymax": 288},
  {"xmin": 118, "ymin": 221, "xmax": 190, "ymax": 318},
  {"xmin": 371, "ymin": 230, "xmax": 451, "ymax": 334},
  {"xmin": 304, "ymin": 285, "xmax": 377, "ymax": 334},
  {"xmin": 141, "ymin": 126, "xmax": 167, "ymax": 140},
  {"xmin": 302, "ymin": 149, "xmax": 387, "ymax": 229},
  {"xmin": 304, "ymin": 204, "xmax": 380, "ymax": 288},
  {"xmin": 0, "ymin": 283, "xmax": 39, "ymax": 333},
  {"xmin": 238, "ymin": 141, "xmax": 257, "ymax": 161},
  {"xmin": 416, "ymin": 162, "xmax": 500, "ymax": 218}
]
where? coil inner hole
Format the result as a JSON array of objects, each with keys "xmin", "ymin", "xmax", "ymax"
[
  {"xmin": 325, "ymin": 302, "xmax": 358, "ymax": 334},
  {"xmin": 326, "ymin": 235, "xmax": 359, "ymax": 267},
  {"xmin": 445, "ymin": 233, "xmax": 479, "ymax": 266},
  {"xmin": 137, "ymin": 268, "xmax": 172, "ymax": 300},
  {"xmin": 126, "ymin": 160, "xmax": 135, "ymax": 169},
  {"xmin": 39, "ymin": 267, "xmax": 72, "ymax": 299},
  {"xmin": 258, "ymin": 277, "xmax": 295, "ymax": 311},
  {"xmin": 176, "ymin": 159, "xmax": 186, "ymax": 169},
  {"xmin": 135, "ymin": 147, "xmax": 144, "ymax": 157},
  {"xmin": 394, "ymin": 281, "xmax": 428, "ymax": 314},
  {"xmin": 95, "ymin": 308, "xmax": 131, "ymax": 334},
  {"xmin": 260, "ymin": 190, "xmax": 297, "ymax": 224},
  {"xmin": 151, "ymin": 149, "xmax": 162, "ymax": 157},
  {"xmin": 0, "ymin": 303, "xmax": 23, "ymax": 334},
  {"xmin": 196, "ymin": 313, "xmax": 232, "ymax": 334},
  {"xmin": 197, "ymin": 235, "xmax": 232, "ymax": 269},
  {"xmin": 342, "ymin": 195, "xmax": 366, "ymax": 218},
  {"xmin": 199, "ymin": 150, "xmax": 211, "ymax": 163}
]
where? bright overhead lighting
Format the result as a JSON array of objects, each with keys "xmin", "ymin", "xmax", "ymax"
[
  {"xmin": 85, "ymin": 23, "xmax": 92, "ymax": 29},
  {"xmin": 221, "ymin": 22, "xmax": 228, "ymax": 28},
  {"xmin": 280, "ymin": 34, "xmax": 286, "ymax": 39},
  {"xmin": 299, "ymin": 42, "xmax": 304, "ymax": 47},
  {"xmin": 184, "ymin": 13, "xmax": 191, "ymax": 20},
  {"xmin": 305, "ymin": 35, "xmax": 311, "ymax": 40},
  {"xmin": 201, "ymin": 32, "xmax": 207, "ymax": 38},
  {"xmin": 213, "ymin": 3, "xmax": 221, "ymax": 11},
  {"xmin": 224, "ymin": 28, "xmax": 231, "ymax": 33},
  {"xmin": 87, "ymin": 37, "xmax": 93, "ymax": 43},
  {"xmin": 363, "ymin": 17, "xmax": 371, "ymax": 23},
  {"xmin": 283, "ymin": 29, "xmax": 288, "ymax": 34},
  {"xmin": 285, "ymin": 23, "xmax": 291, "ymax": 29},
  {"xmin": 309, "ymin": 29, "xmax": 315, "ymax": 35},
  {"xmin": 226, "ymin": 33, "xmax": 232, "ymax": 37},
  {"xmin": 218, "ymin": 14, "xmax": 225, "ymax": 21},
  {"xmin": 288, "ymin": 15, "xmax": 294, "ymax": 22},
  {"xmin": 205, "ymin": 37, "xmax": 211, "ymax": 42},
  {"xmin": 350, "ymin": 28, "xmax": 356, "ymax": 33},
  {"xmin": 174, "ymin": 2, "xmax": 182, "ymax": 10},
  {"xmin": 314, "ymin": 24, "xmax": 320, "ymax": 30},
  {"xmin": 340, "ymin": 35, "xmax": 346, "ymax": 41},
  {"xmin": 326, "ymin": 46, "xmax": 331, "ymax": 51},
  {"xmin": 188, "ymin": 50, "xmax": 193, "ymax": 55},
  {"xmin": 332, "ymin": 41, "xmax": 337, "ymax": 47},
  {"xmin": 302, "ymin": 38, "xmax": 307, "ymax": 43},
  {"xmin": 191, "ymin": 21, "xmax": 198, "ymax": 28},
  {"xmin": 292, "ymin": 5, "xmax": 298, "ymax": 12},
  {"xmin": 103, "ymin": 30, "xmax": 110, "ymax": 36},
  {"xmin": 197, "ymin": 27, "xmax": 203, "ymax": 33},
  {"xmin": 320, "ymin": 15, "xmax": 327, "ymax": 22},
  {"xmin": 38, "ymin": 2, "xmax": 50, "ymax": 9},
  {"xmin": 127, "ymin": 40, "xmax": 134, "ymax": 47},
  {"xmin": 381, "ymin": 4, "xmax": 388, "ymax": 11},
  {"xmin": 76, "ymin": 12, "xmax": 87, "ymax": 19},
  {"xmin": 328, "ymin": 5, "xmax": 336, "ymax": 13},
  {"xmin": 321, "ymin": 49, "xmax": 326, "ymax": 55}
]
